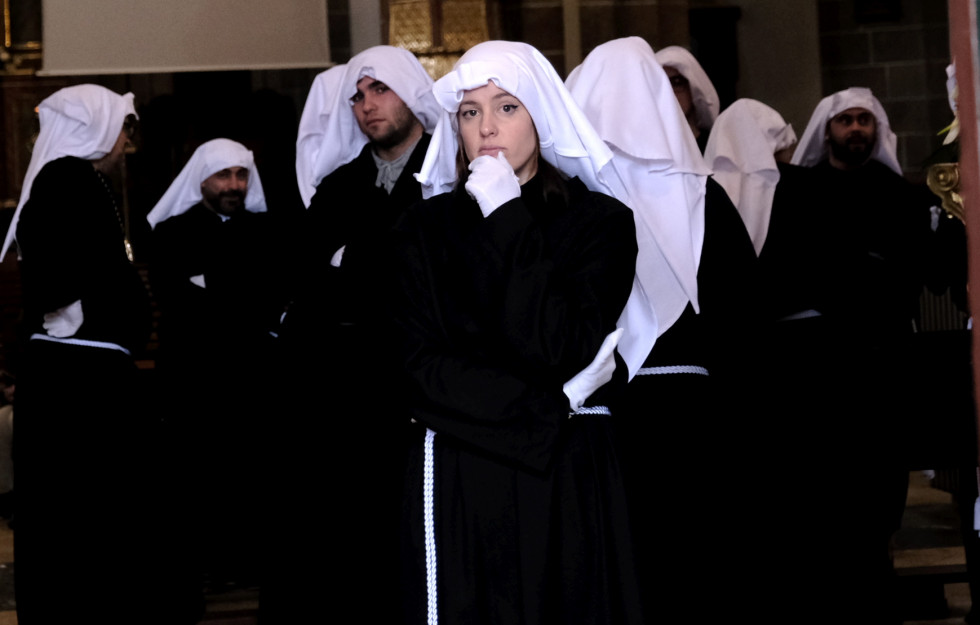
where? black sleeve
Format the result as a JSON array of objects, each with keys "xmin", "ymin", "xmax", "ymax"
[
  {"xmin": 17, "ymin": 158, "xmax": 149, "ymax": 349},
  {"xmin": 391, "ymin": 191, "xmax": 637, "ymax": 471},
  {"xmin": 698, "ymin": 177, "xmax": 762, "ymax": 386},
  {"xmin": 18, "ymin": 160, "xmax": 105, "ymax": 314}
]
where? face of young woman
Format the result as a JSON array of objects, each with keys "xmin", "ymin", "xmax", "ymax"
[{"xmin": 458, "ymin": 81, "xmax": 539, "ymax": 184}]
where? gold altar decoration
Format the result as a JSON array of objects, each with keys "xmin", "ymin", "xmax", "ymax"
[
  {"xmin": 927, "ymin": 162, "xmax": 965, "ymax": 224},
  {"xmin": 388, "ymin": 0, "xmax": 490, "ymax": 80}
]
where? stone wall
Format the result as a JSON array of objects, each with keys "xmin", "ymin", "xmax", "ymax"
[
  {"xmin": 498, "ymin": 0, "xmax": 686, "ymax": 77},
  {"xmin": 818, "ymin": 0, "xmax": 951, "ymax": 178}
]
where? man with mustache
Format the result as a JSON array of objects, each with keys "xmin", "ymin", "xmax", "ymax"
[
  {"xmin": 287, "ymin": 45, "xmax": 440, "ymax": 332},
  {"xmin": 147, "ymin": 138, "xmax": 288, "ymax": 603},
  {"xmin": 792, "ymin": 87, "xmax": 929, "ymax": 343},
  {"xmin": 264, "ymin": 46, "xmax": 441, "ymax": 624},
  {"xmin": 789, "ymin": 88, "xmax": 934, "ymax": 623}
]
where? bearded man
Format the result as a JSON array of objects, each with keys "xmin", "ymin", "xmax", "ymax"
[
  {"xmin": 790, "ymin": 87, "xmax": 934, "ymax": 623},
  {"xmin": 287, "ymin": 46, "xmax": 440, "ymax": 334},
  {"xmin": 148, "ymin": 138, "xmax": 289, "ymax": 600},
  {"xmin": 792, "ymin": 87, "xmax": 927, "ymax": 335},
  {"xmin": 264, "ymin": 46, "xmax": 441, "ymax": 624}
]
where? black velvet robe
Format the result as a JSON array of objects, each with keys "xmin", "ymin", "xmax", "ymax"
[
  {"xmin": 756, "ymin": 159, "xmax": 933, "ymax": 624},
  {"xmin": 12, "ymin": 156, "xmax": 170, "ymax": 624},
  {"xmin": 615, "ymin": 177, "xmax": 760, "ymax": 622},
  {"xmin": 391, "ymin": 174, "xmax": 643, "ymax": 625},
  {"xmin": 264, "ymin": 136, "xmax": 431, "ymax": 624},
  {"xmin": 150, "ymin": 202, "xmax": 289, "ymax": 590}
]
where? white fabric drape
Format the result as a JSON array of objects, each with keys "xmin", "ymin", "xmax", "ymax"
[
  {"xmin": 296, "ymin": 65, "xmax": 348, "ymax": 207},
  {"xmin": 704, "ymin": 98, "xmax": 797, "ymax": 255},
  {"xmin": 653, "ymin": 45, "xmax": 720, "ymax": 131},
  {"xmin": 566, "ymin": 37, "xmax": 710, "ymax": 379},
  {"xmin": 1, "ymin": 84, "xmax": 136, "ymax": 261}
]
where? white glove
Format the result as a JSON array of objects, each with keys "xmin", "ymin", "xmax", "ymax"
[
  {"xmin": 43, "ymin": 299, "xmax": 84, "ymax": 338},
  {"xmin": 464, "ymin": 152, "xmax": 520, "ymax": 218},
  {"xmin": 563, "ymin": 328, "xmax": 624, "ymax": 411},
  {"xmin": 330, "ymin": 245, "xmax": 346, "ymax": 268},
  {"xmin": 189, "ymin": 274, "xmax": 206, "ymax": 288}
]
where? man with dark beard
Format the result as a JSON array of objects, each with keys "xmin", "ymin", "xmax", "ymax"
[
  {"xmin": 792, "ymin": 87, "xmax": 928, "ymax": 345},
  {"xmin": 826, "ymin": 106, "xmax": 878, "ymax": 168},
  {"xmin": 263, "ymin": 46, "xmax": 441, "ymax": 624},
  {"xmin": 286, "ymin": 46, "xmax": 440, "ymax": 331},
  {"xmin": 788, "ymin": 88, "xmax": 933, "ymax": 624},
  {"xmin": 148, "ymin": 138, "xmax": 288, "ymax": 603}
]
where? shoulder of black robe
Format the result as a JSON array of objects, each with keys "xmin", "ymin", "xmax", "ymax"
[
  {"xmin": 693, "ymin": 176, "xmax": 761, "ymax": 386},
  {"xmin": 16, "ymin": 156, "xmax": 150, "ymax": 352},
  {"xmin": 153, "ymin": 203, "xmax": 288, "ymax": 346},
  {"xmin": 286, "ymin": 133, "xmax": 432, "ymax": 337},
  {"xmin": 696, "ymin": 127, "xmax": 710, "ymax": 155},
  {"xmin": 757, "ymin": 162, "xmax": 836, "ymax": 320},
  {"xmin": 390, "ymin": 175, "xmax": 636, "ymax": 472},
  {"xmin": 387, "ymin": 132, "xmax": 432, "ymax": 212},
  {"xmin": 151, "ymin": 203, "xmax": 225, "ymax": 353},
  {"xmin": 808, "ymin": 158, "xmax": 931, "ymax": 335},
  {"xmin": 306, "ymin": 132, "xmax": 431, "ymax": 259}
]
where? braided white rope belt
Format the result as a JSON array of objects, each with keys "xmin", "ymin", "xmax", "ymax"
[
  {"xmin": 569, "ymin": 405, "xmax": 612, "ymax": 417},
  {"xmin": 30, "ymin": 332, "xmax": 131, "ymax": 356},
  {"xmin": 778, "ymin": 309, "xmax": 822, "ymax": 321},
  {"xmin": 636, "ymin": 365, "xmax": 709, "ymax": 376},
  {"xmin": 424, "ymin": 428, "xmax": 438, "ymax": 625},
  {"xmin": 422, "ymin": 401, "xmax": 612, "ymax": 619}
]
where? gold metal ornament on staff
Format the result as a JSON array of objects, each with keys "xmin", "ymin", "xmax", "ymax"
[{"xmin": 927, "ymin": 161, "xmax": 965, "ymax": 223}]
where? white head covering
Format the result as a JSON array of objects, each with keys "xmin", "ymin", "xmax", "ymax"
[
  {"xmin": 654, "ymin": 45, "xmax": 720, "ymax": 131},
  {"xmin": 566, "ymin": 37, "xmax": 711, "ymax": 379},
  {"xmin": 296, "ymin": 64, "xmax": 347, "ymax": 207},
  {"xmin": 790, "ymin": 87, "xmax": 901, "ymax": 175},
  {"xmin": 306, "ymin": 46, "xmax": 441, "ymax": 200},
  {"xmin": 146, "ymin": 138, "xmax": 266, "ymax": 229},
  {"xmin": 1, "ymin": 84, "xmax": 136, "ymax": 261},
  {"xmin": 705, "ymin": 98, "xmax": 796, "ymax": 255},
  {"xmin": 416, "ymin": 40, "xmax": 613, "ymax": 199}
]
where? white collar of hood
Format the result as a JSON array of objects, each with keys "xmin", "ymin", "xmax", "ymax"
[{"xmin": 567, "ymin": 37, "xmax": 711, "ymax": 379}]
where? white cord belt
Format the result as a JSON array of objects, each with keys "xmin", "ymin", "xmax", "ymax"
[
  {"xmin": 636, "ymin": 365, "xmax": 709, "ymax": 376},
  {"xmin": 423, "ymin": 428, "xmax": 438, "ymax": 625},
  {"xmin": 778, "ymin": 309, "xmax": 822, "ymax": 321},
  {"xmin": 569, "ymin": 405, "xmax": 612, "ymax": 417},
  {"xmin": 30, "ymin": 333, "xmax": 131, "ymax": 356}
]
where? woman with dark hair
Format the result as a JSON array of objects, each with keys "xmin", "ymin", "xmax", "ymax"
[{"xmin": 392, "ymin": 40, "xmax": 644, "ymax": 625}]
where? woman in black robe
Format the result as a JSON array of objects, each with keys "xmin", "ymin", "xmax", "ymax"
[
  {"xmin": 392, "ymin": 41, "xmax": 644, "ymax": 625},
  {"xmin": 567, "ymin": 38, "xmax": 762, "ymax": 622}
]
